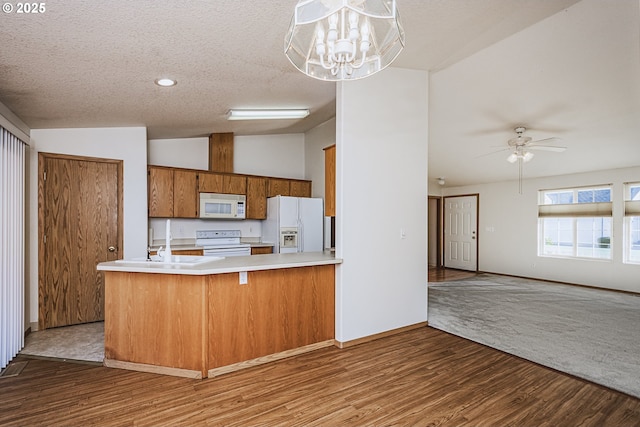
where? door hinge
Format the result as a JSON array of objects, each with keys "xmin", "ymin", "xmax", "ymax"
[
  {"xmin": 44, "ymin": 171, "xmax": 47, "ymax": 181},
  {"xmin": 43, "ymin": 234, "xmax": 47, "ymax": 244}
]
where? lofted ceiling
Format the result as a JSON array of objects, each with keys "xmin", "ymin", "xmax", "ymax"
[{"xmin": 1, "ymin": 0, "xmax": 638, "ymax": 187}]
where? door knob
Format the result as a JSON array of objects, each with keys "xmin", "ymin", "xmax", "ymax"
[{"xmin": 108, "ymin": 246, "xmax": 116, "ymax": 252}]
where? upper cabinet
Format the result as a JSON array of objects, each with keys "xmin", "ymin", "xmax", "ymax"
[
  {"xmin": 246, "ymin": 176, "xmax": 267, "ymax": 219},
  {"xmin": 267, "ymin": 178, "xmax": 290, "ymax": 197},
  {"xmin": 173, "ymin": 169, "xmax": 198, "ymax": 218},
  {"xmin": 199, "ymin": 172, "xmax": 246, "ymax": 194},
  {"xmin": 290, "ymin": 180, "xmax": 312, "ymax": 197},
  {"xmin": 148, "ymin": 166, "xmax": 198, "ymax": 218},
  {"xmin": 324, "ymin": 145, "xmax": 336, "ymax": 217},
  {"xmin": 148, "ymin": 166, "xmax": 173, "ymax": 217},
  {"xmin": 148, "ymin": 166, "xmax": 312, "ymax": 219}
]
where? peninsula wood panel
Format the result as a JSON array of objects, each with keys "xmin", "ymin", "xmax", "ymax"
[
  {"xmin": 207, "ymin": 265, "xmax": 335, "ymax": 368},
  {"xmin": 104, "ymin": 272, "xmax": 207, "ymax": 376}
]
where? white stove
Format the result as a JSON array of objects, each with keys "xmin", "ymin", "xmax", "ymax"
[{"xmin": 196, "ymin": 230, "xmax": 251, "ymax": 257}]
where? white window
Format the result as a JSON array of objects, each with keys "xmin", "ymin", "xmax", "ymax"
[
  {"xmin": 624, "ymin": 183, "xmax": 640, "ymax": 264},
  {"xmin": 538, "ymin": 185, "xmax": 612, "ymax": 260}
]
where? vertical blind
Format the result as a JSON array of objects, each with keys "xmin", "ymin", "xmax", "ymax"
[{"xmin": 0, "ymin": 126, "xmax": 25, "ymax": 370}]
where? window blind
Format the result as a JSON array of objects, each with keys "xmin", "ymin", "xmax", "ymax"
[{"xmin": 0, "ymin": 126, "xmax": 26, "ymax": 371}]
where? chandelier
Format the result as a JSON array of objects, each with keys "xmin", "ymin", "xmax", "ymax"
[{"xmin": 284, "ymin": 0, "xmax": 405, "ymax": 81}]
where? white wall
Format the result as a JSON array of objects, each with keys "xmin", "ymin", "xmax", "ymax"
[
  {"xmin": 305, "ymin": 118, "xmax": 336, "ymax": 199},
  {"xmin": 335, "ymin": 67, "xmax": 429, "ymax": 342},
  {"xmin": 443, "ymin": 166, "xmax": 640, "ymax": 293},
  {"xmin": 234, "ymin": 134, "xmax": 305, "ymax": 178},
  {"xmin": 148, "ymin": 137, "xmax": 209, "ymax": 169},
  {"xmin": 28, "ymin": 127, "xmax": 148, "ymax": 326}
]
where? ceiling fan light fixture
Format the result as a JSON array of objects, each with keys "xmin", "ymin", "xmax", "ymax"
[
  {"xmin": 226, "ymin": 109, "xmax": 310, "ymax": 120},
  {"xmin": 284, "ymin": 0, "xmax": 405, "ymax": 81},
  {"xmin": 507, "ymin": 153, "xmax": 518, "ymax": 163},
  {"xmin": 522, "ymin": 151, "xmax": 534, "ymax": 162}
]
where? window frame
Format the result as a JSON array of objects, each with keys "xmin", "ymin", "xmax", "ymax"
[
  {"xmin": 538, "ymin": 185, "xmax": 613, "ymax": 261},
  {"xmin": 624, "ymin": 182, "xmax": 640, "ymax": 264}
]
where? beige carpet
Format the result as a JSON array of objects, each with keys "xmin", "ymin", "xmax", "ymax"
[{"xmin": 428, "ymin": 273, "xmax": 640, "ymax": 398}]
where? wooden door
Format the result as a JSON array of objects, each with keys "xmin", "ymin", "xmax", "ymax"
[
  {"xmin": 443, "ymin": 195, "xmax": 478, "ymax": 271},
  {"xmin": 39, "ymin": 153, "xmax": 122, "ymax": 329}
]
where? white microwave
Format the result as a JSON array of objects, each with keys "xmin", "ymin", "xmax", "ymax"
[{"xmin": 199, "ymin": 193, "xmax": 246, "ymax": 219}]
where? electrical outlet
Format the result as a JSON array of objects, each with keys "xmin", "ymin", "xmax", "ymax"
[{"xmin": 239, "ymin": 271, "xmax": 248, "ymax": 285}]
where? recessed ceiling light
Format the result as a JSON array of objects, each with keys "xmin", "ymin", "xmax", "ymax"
[
  {"xmin": 155, "ymin": 78, "xmax": 177, "ymax": 87},
  {"xmin": 226, "ymin": 109, "xmax": 310, "ymax": 120}
]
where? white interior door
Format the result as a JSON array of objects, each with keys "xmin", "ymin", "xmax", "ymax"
[{"xmin": 443, "ymin": 195, "xmax": 478, "ymax": 271}]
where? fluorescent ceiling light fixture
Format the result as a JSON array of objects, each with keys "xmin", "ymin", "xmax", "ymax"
[
  {"xmin": 226, "ymin": 109, "xmax": 310, "ymax": 120},
  {"xmin": 155, "ymin": 78, "xmax": 177, "ymax": 87},
  {"xmin": 284, "ymin": 0, "xmax": 405, "ymax": 81}
]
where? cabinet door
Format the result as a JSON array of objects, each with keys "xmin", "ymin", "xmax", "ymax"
[
  {"xmin": 246, "ymin": 176, "xmax": 267, "ymax": 219},
  {"xmin": 324, "ymin": 145, "xmax": 336, "ymax": 216},
  {"xmin": 251, "ymin": 246, "xmax": 273, "ymax": 255},
  {"xmin": 173, "ymin": 170, "xmax": 198, "ymax": 218},
  {"xmin": 148, "ymin": 167, "xmax": 173, "ymax": 218},
  {"xmin": 289, "ymin": 180, "xmax": 312, "ymax": 198},
  {"xmin": 198, "ymin": 172, "xmax": 224, "ymax": 193},
  {"xmin": 223, "ymin": 175, "xmax": 247, "ymax": 194},
  {"xmin": 268, "ymin": 178, "xmax": 290, "ymax": 197}
]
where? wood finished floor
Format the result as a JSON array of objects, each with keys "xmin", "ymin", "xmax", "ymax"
[
  {"xmin": 2, "ymin": 327, "xmax": 639, "ymax": 427},
  {"xmin": 428, "ymin": 267, "xmax": 479, "ymax": 283}
]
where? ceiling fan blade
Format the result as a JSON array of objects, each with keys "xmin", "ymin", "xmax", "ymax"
[
  {"xmin": 530, "ymin": 137, "xmax": 562, "ymax": 145},
  {"xmin": 528, "ymin": 145, "xmax": 567, "ymax": 152},
  {"xmin": 474, "ymin": 147, "xmax": 510, "ymax": 159}
]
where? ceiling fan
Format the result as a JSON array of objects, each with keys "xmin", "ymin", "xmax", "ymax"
[
  {"xmin": 497, "ymin": 127, "xmax": 566, "ymax": 194},
  {"xmin": 505, "ymin": 126, "xmax": 566, "ymax": 163}
]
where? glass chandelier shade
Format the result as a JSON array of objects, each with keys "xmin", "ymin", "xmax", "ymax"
[
  {"xmin": 507, "ymin": 149, "xmax": 534, "ymax": 163},
  {"xmin": 284, "ymin": 0, "xmax": 405, "ymax": 81}
]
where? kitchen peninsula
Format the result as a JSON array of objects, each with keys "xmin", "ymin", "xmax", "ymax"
[{"xmin": 97, "ymin": 252, "xmax": 341, "ymax": 379}]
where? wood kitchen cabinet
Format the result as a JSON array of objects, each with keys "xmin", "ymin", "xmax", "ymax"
[
  {"xmin": 173, "ymin": 170, "xmax": 198, "ymax": 218},
  {"xmin": 246, "ymin": 176, "xmax": 267, "ymax": 219},
  {"xmin": 289, "ymin": 180, "xmax": 312, "ymax": 197},
  {"xmin": 149, "ymin": 165, "xmax": 312, "ymax": 219},
  {"xmin": 324, "ymin": 144, "xmax": 336, "ymax": 216},
  {"xmin": 148, "ymin": 166, "xmax": 174, "ymax": 217},
  {"xmin": 199, "ymin": 172, "xmax": 246, "ymax": 194},
  {"xmin": 267, "ymin": 178, "xmax": 290, "ymax": 197},
  {"xmin": 250, "ymin": 246, "xmax": 273, "ymax": 255},
  {"xmin": 148, "ymin": 166, "xmax": 198, "ymax": 218}
]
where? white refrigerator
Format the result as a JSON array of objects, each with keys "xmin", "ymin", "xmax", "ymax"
[{"xmin": 263, "ymin": 196, "xmax": 324, "ymax": 254}]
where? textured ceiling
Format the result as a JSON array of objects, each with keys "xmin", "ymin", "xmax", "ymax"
[{"xmin": 1, "ymin": 0, "xmax": 638, "ymax": 186}]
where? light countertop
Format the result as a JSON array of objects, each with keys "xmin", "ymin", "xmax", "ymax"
[{"xmin": 97, "ymin": 251, "xmax": 341, "ymax": 276}]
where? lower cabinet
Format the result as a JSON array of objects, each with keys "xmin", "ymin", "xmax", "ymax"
[{"xmin": 251, "ymin": 246, "xmax": 273, "ymax": 255}]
